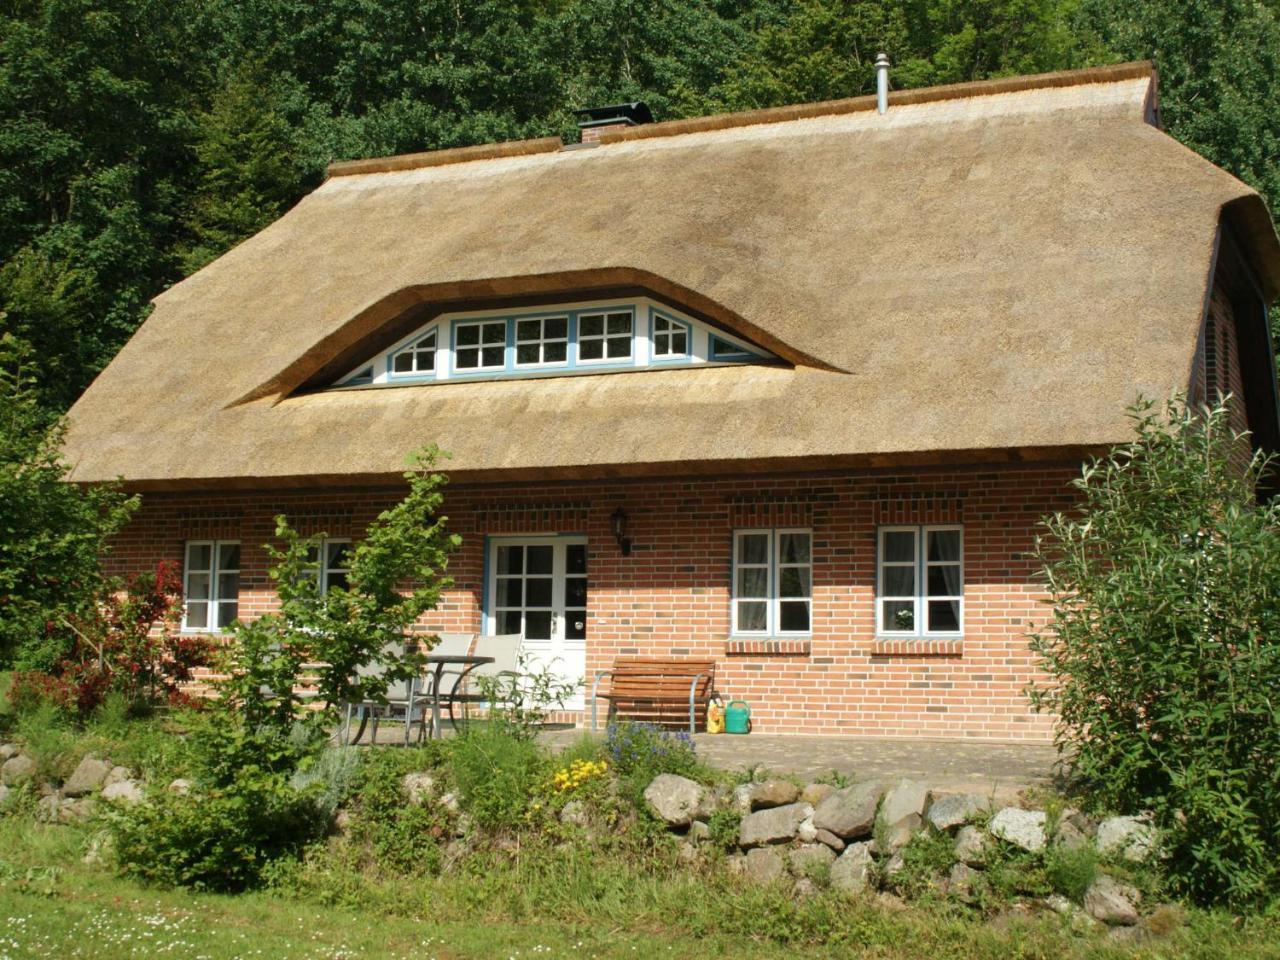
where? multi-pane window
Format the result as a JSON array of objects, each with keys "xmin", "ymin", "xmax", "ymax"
[
  {"xmin": 877, "ymin": 526, "xmax": 963, "ymax": 635},
  {"xmin": 304, "ymin": 539, "xmax": 353, "ymax": 593},
  {"xmin": 711, "ymin": 335, "xmax": 752, "ymax": 360},
  {"xmin": 578, "ymin": 310, "xmax": 633, "ymax": 362},
  {"xmin": 391, "ymin": 331, "xmax": 436, "ymax": 375},
  {"xmin": 515, "ymin": 315, "xmax": 568, "ymax": 366},
  {"xmin": 652, "ymin": 314, "xmax": 688, "ymax": 357},
  {"xmin": 732, "ymin": 529, "xmax": 812, "ymax": 635},
  {"xmin": 183, "ymin": 541, "xmax": 240, "ymax": 631},
  {"xmin": 455, "ymin": 320, "xmax": 507, "ymax": 370}
]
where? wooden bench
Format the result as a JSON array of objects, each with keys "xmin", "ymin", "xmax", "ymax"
[{"xmin": 590, "ymin": 657, "xmax": 718, "ymax": 735}]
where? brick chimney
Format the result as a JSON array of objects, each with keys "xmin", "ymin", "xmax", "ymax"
[{"xmin": 574, "ymin": 102, "xmax": 654, "ymax": 144}]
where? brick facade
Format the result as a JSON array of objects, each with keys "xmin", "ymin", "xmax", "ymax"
[{"xmin": 107, "ymin": 462, "xmax": 1082, "ymax": 742}]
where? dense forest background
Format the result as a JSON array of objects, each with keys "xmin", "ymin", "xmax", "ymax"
[{"xmin": 3, "ymin": 0, "xmax": 1279, "ymax": 416}]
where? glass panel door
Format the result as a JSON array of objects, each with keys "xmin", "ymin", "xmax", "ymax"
[{"xmin": 488, "ymin": 537, "xmax": 587, "ymax": 709}]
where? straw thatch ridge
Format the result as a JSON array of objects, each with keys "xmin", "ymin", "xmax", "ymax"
[
  {"xmin": 600, "ymin": 61, "xmax": 1157, "ymax": 145},
  {"xmin": 327, "ymin": 136, "xmax": 562, "ymax": 177},
  {"xmin": 60, "ymin": 67, "xmax": 1280, "ymax": 489}
]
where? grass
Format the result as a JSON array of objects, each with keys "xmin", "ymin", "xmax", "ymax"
[{"xmin": 3, "ymin": 819, "xmax": 1280, "ymax": 959}]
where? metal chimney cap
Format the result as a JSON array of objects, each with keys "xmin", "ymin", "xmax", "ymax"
[
  {"xmin": 573, "ymin": 101, "xmax": 655, "ymax": 129},
  {"xmin": 875, "ymin": 52, "xmax": 891, "ymax": 67}
]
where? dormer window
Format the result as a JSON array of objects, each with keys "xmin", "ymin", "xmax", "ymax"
[
  {"xmin": 577, "ymin": 310, "xmax": 633, "ymax": 362},
  {"xmin": 455, "ymin": 320, "xmax": 507, "ymax": 370},
  {"xmin": 331, "ymin": 297, "xmax": 778, "ymax": 389}
]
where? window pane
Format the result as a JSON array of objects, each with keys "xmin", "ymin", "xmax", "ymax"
[
  {"xmin": 217, "ymin": 573, "xmax": 239, "ymax": 601},
  {"xmin": 516, "ymin": 319, "xmax": 540, "ymax": 341},
  {"xmin": 779, "ymin": 601, "xmax": 810, "ymax": 633},
  {"xmin": 737, "ymin": 533, "xmax": 769, "ymax": 565},
  {"xmin": 187, "ymin": 573, "xmax": 211, "ymax": 600},
  {"xmin": 566, "ymin": 544, "xmax": 587, "ymax": 575},
  {"xmin": 654, "ymin": 316, "xmax": 671, "ymax": 333},
  {"xmin": 326, "ymin": 541, "xmax": 352, "ymax": 569},
  {"xmin": 457, "ymin": 325, "xmax": 479, "ymax": 346},
  {"xmin": 565, "ymin": 577, "xmax": 587, "ymax": 608},
  {"xmin": 736, "ymin": 567, "xmax": 768, "ymax": 598},
  {"xmin": 544, "ymin": 342, "xmax": 566, "ymax": 363},
  {"xmin": 416, "ymin": 351, "xmax": 435, "ymax": 371},
  {"xmin": 516, "ymin": 343, "xmax": 540, "ymax": 364},
  {"xmin": 526, "ymin": 578, "xmax": 553, "ymax": 607},
  {"xmin": 526, "ymin": 545, "xmax": 553, "ymax": 574},
  {"xmin": 565, "ymin": 615, "xmax": 586, "ymax": 641},
  {"xmin": 927, "ymin": 565, "xmax": 961, "ymax": 597},
  {"xmin": 327, "ymin": 572, "xmax": 349, "ymax": 592},
  {"xmin": 499, "ymin": 610, "xmax": 523, "ymax": 635},
  {"xmin": 216, "ymin": 601, "xmax": 238, "ymax": 628},
  {"xmin": 671, "ymin": 331, "xmax": 687, "ymax": 354},
  {"xmin": 481, "ymin": 346, "xmax": 504, "ymax": 367},
  {"xmin": 654, "ymin": 333, "xmax": 670, "ymax": 355},
  {"xmin": 579, "ymin": 315, "xmax": 603, "ymax": 337},
  {"xmin": 884, "ymin": 566, "xmax": 915, "ymax": 597},
  {"xmin": 606, "ymin": 336, "xmax": 631, "ymax": 358},
  {"xmin": 482, "ymin": 323, "xmax": 506, "ymax": 344},
  {"xmin": 497, "ymin": 545, "xmax": 522, "ymax": 575},
  {"xmin": 496, "ymin": 578, "xmax": 522, "ymax": 607},
  {"xmin": 883, "ymin": 600, "xmax": 915, "ymax": 631},
  {"xmin": 545, "ymin": 317, "xmax": 567, "ymax": 339},
  {"xmin": 579, "ymin": 339, "xmax": 603, "ymax": 360},
  {"xmin": 736, "ymin": 601, "xmax": 767, "ymax": 632},
  {"xmin": 525, "ymin": 610, "xmax": 552, "ymax": 640},
  {"xmin": 779, "ymin": 566, "xmax": 811, "ymax": 598},
  {"xmin": 456, "ymin": 348, "xmax": 479, "ymax": 369},
  {"xmin": 393, "ymin": 352, "xmax": 413, "ymax": 372},
  {"xmin": 185, "ymin": 601, "xmax": 208, "ymax": 629},
  {"xmin": 928, "ymin": 599, "xmax": 961, "ymax": 632},
  {"xmin": 218, "ymin": 543, "xmax": 240, "ymax": 570},
  {"xmin": 883, "ymin": 531, "xmax": 915, "ymax": 563},
  {"xmin": 928, "ymin": 530, "xmax": 960, "ymax": 562},
  {"xmin": 778, "ymin": 533, "xmax": 810, "ymax": 564},
  {"xmin": 607, "ymin": 313, "xmax": 631, "ymax": 334},
  {"xmin": 187, "ymin": 543, "xmax": 212, "ymax": 571}
]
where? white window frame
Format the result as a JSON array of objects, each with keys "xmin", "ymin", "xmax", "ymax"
[
  {"xmin": 304, "ymin": 537, "xmax": 352, "ymax": 594},
  {"xmin": 731, "ymin": 528, "xmax": 812, "ymax": 637},
  {"xmin": 182, "ymin": 540, "xmax": 240, "ymax": 633},
  {"xmin": 575, "ymin": 308, "xmax": 634, "ymax": 364},
  {"xmin": 651, "ymin": 312, "xmax": 690, "ymax": 359},
  {"xmin": 876, "ymin": 525, "xmax": 964, "ymax": 637},
  {"xmin": 454, "ymin": 319, "xmax": 508, "ymax": 372},
  {"xmin": 389, "ymin": 329, "xmax": 437, "ymax": 377},
  {"xmin": 513, "ymin": 314, "xmax": 570, "ymax": 368}
]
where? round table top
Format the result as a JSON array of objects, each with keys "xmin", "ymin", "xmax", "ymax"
[{"xmin": 422, "ymin": 654, "xmax": 495, "ymax": 665}]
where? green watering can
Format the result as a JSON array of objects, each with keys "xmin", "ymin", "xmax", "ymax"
[{"xmin": 724, "ymin": 699, "xmax": 751, "ymax": 735}]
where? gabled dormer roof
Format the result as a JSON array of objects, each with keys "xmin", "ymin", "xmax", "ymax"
[{"xmin": 63, "ymin": 62, "xmax": 1280, "ymax": 489}]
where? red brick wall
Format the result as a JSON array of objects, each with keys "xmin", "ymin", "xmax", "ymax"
[{"xmin": 106, "ymin": 462, "xmax": 1080, "ymax": 741}]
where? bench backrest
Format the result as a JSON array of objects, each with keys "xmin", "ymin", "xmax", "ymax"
[{"xmin": 609, "ymin": 658, "xmax": 716, "ymax": 700}]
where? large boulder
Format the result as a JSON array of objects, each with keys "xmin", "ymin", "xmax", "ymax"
[
  {"xmin": 1095, "ymin": 816, "xmax": 1157, "ymax": 863},
  {"xmin": 925, "ymin": 793, "xmax": 989, "ymax": 832},
  {"xmin": 954, "ymin": 825, "xmax": 988, "ymax": 866},
  {"xmin": 800, "ymin": 782, "xmax": 837, "ymax": 806},
  {"xmin": 876, "ymin": 779, "xmax": 929, "ymax": 851},
  {"xmin": 748, "ymin": 779, "xmax": 800, "ymax": 810},
  {"xmin": 739, "ymin": 801, "xmax": 813, "ymax": 848},
  {"xmin": 812, "ymin": 782, "xmax": 884, "ymax": 840},
  {"xmin": 814, "ymin": 828, "xmax": 845, "ymax": 852},
  {"xmin": 829, "ymin": 840, "xmax": 875, "ymax": 894},
  {"xmin": 1084, "ymin": 874, "xmax": 1141, "ymax": 926},
  {"xmin": 101, "ymin": 780, "xmax": 144, "ymax": 805},
  {"xmin": 643, "ymin": 774, "xmax": 706, "ymax": 827},
  {"xmin": 1, "ymin": 754, "xmax": 36, "ymax": 787},
  {"xmin": 0, "ymin": 744, "xmax": 19, "ymax": 760},
  {"xmin": 742, "ymin": 847, "xmax": 786, "ymax": 885},
  {"xmin": 62, "ymin": 757, "xmax": 113, "ymax": 798},
  {"xmin": 989, "ymin": 807, "xmax": 1047, "ymax": 853},
  {"xmin": 402, "ymin": 772, "xmax": 437, "ymax": 805},
  {"xmin": 788, "ymin": 843, "xmax": 837, "ymax": 877}
]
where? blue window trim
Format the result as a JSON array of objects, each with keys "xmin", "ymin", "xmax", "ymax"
[
  {"xmin": 730, "ymin": 527, "xmax": 813, "ymax": 639},
  {"xmin": 649, "ymin": 309, "xmax": 692, "ymax": 362},
  {"xmin": 448, "ymin": 305, "xmax": 639, "ymax": 379},
  {"xmin": 570, "ymin": 305, "xmax": 637, "ymax": 368},
  {"xmin": 711, "ymin": 334, "xmax": 762, "ymax": 362},
  {"xmin": 386, "ymin": 325, "xmax": 440, "ymax": 381},
  {"xmin": 450, "ymin": 317, "xmax": 511, "ymax": 377}
]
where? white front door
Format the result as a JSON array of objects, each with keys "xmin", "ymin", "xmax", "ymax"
[{"xmin": 486, "ymin": 537, "xmax": 587, "ymax": 710}]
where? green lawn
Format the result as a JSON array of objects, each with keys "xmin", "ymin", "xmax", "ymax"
[{"xmin": 3, "ymin": 819, "xmax": 1280, "ymax": 960}]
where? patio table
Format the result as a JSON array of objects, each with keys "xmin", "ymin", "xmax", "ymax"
[{"xmin": 423, "ymin": 653, "xmax": 494, "ymax": 739}]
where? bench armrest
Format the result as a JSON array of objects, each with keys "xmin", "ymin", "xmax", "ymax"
[{"xmin": 590, "ymin": 670, "xmax": 614, "ymax": 732}]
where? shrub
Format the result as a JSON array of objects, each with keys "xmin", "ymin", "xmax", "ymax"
[
  {"xmin": 1029, "ymin": 397, "xmax": 1280, "ymax": 907},
  {"xmin": 472, "ymin": 654, "xmax": 581, "ymax": 741},
  {"xmin": 447, "ymin": 724, "xmax": 546, "ymax": 831},
  {"xmin": 1044, "ymin": 843, "xmax": 1098, "ymax": 903},
  {"xmin": 345, "ymin": 745, "xmax": 448, "ymax": 875},
  {"xmin": 605, "ymin": 721, "xmax": 699, "ymax": 780}
]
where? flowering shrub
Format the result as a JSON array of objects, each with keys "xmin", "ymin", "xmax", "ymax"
[
  {"xmin": 550, "ymin": 758, "xmax": 609, "ymax": 793},
  {"xmin": 605, "ymin": 722, "xmax": 698, "ymax": 781}
]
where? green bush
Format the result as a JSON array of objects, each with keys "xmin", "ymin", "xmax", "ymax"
[
  {"xmin": 446, "ymin": 724, "xmax": 545, "ymax": 831},
  {"xmin": 1043, "ymin": 843, "xmax": 1098, "ymax": 903},
  {"xmin": 345, "ymin": 745, "xmax": 448, "ymax": 875},
  {"xmin": 105, "ymin": 767, "xmax": 327, "ymax": 891},
  {"xmin": 1029, "ymin": 397, "xmax": 1280, "ymax": 908}
]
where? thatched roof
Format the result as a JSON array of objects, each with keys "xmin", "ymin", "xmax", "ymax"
[{"xmin": 63, "ymin": 62, "xmax": 1280, "ymax": 489}]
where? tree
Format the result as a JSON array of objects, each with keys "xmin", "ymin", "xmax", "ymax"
[
  {"xmin": 1029, "ymin": 397, "xmax": 1280, "ymax": 907},
  {"xmin": 0, "ymin": 332, "xmax": 137, "ymax": 667}
]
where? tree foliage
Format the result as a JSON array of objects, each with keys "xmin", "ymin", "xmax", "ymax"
[{"xmin": 1029, "ymin": 398, "xmax": 1280, "ymax": 907}]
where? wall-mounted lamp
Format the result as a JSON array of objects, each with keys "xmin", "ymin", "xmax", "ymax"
[{"xmin": 610, "ymin": 506, "xmax": 632, "ymax": 557}]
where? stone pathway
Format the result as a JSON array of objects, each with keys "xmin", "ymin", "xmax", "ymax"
[{"xmin": 540, "ymin": 730, "xmax": 1061, "ymax": 798}]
